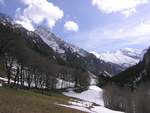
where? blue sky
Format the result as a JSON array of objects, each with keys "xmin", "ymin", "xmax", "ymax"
[{"xmin": 0, "ymin": 0, "xmax": 150, "ymax": 52}]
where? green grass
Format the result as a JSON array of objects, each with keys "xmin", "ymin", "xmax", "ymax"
[{"xmin": 0, "ymin": 87, "xmax": 85, "ymax": 113}]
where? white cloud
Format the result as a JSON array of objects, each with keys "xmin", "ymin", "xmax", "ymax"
[
  {"xmin": 112, "ymin": 21, "xmax": 150, "ymax": 41},
  {"xmin": 68, "ymin": 20, "xmax": 150, "ymax": 52},
  {"xmin": 91, "ymin": 0, "xmax": 148, "ymax": 17},
  {"xmin": 15, "ymin": 0, "xmax": 64, "ymax": 31},
  {"xmin": 64, "ymin": 21, "xmax": 79, "ymax": 32},
  {"xmin": 103, "ymin": 21, "xmax": 150, "ymax": 44}
]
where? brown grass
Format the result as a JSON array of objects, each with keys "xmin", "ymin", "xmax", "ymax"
[{"xmin": 0, "ymin": 88, "xmax": 86, "ymax": 113}]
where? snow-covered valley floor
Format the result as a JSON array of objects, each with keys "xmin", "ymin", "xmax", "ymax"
[{"xmin": 61, "ymin": 85, "xmax": 124, "ymax": 113}]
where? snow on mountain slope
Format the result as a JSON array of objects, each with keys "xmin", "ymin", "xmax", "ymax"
[
  {"xmin": 91, "ymin": 48, "xmax": 144, "ymax": 68},
  {"xmin": 35, "ymin": 26, "xmax": 88, "ymax": 57},
  {"xmin": 62, "ymin": 85, "xmax": 124, "ymax": 113}
]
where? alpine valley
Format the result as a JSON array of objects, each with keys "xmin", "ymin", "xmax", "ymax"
[{"xmin": 0, "ymin": 12, "xmax": 150, "ymax": 113}]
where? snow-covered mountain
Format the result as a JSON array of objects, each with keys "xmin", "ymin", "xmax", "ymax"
[
  {"xmin": 91, "ymin": 48, "xmax": 145, "ymax": 69},
  {"xmin": 35, "ymin": 26, "xmax": 88, "ymax": 57},
  {"xmin": 114, "ymin": 47, "xmax": 150, "ymax": 86}
]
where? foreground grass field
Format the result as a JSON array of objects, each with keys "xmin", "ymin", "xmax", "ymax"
[{"xmin": 0, "ymin": 87, "xmax": 85, "ymax": 113}]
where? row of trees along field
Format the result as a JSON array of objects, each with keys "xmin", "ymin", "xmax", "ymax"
[
  {"xmin": 0, "ymin": 23, "xmax": 90, "ymax": 90},
  {"xmin": 103, "ymin": 82, "xmax": 150, "ymax": 113}
]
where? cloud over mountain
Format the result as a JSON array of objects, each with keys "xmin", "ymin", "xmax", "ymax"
[
  {"xmin": 64, "ymin": 21, "xmax": 79, "ymax": 32},
  {"xmin": 15, "ymin": 0, "xmax": 64, "ymax": 31}
]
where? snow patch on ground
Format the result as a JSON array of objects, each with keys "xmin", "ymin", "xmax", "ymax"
[
  {"xmin": 0, "ymin": 83, "xmax": 2, "ymax": 87},
  {"xmin": 0, "ymin": 77, "xmax": 14, "ymax": 83},
  {"xmin": 56, "ymin": 79, "xmax": 75, "ymax": 89},
  {"xmin": 0, "ymin": 77, "xmax": 36, "ymax": 87},
  {"xmin": 58, "ymin": 104, "xmax": 92, "ymax": 113},
  {"xmin": 91, "ymin": 106, "xmax": 123, "ymax": 113},
  {"xmin": 62, "ymin": 85, "xmax": 124, "ymax": 113},
  {"xmin": 88, "ymin": 71, "xmax": 97, "ymax": 85},
  {"xmin": 0, "ymin": 76, "xmax": 75, "ymax": 89},
  {"xmin": 63, "ymin": 85, "xmax": 104, "ymax": 105}
]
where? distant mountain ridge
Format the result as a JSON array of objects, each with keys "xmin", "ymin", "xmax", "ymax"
[
  {"xmin": 113, "ymin": 48, "xmax": 150, "ymax": 87},
  {"xmin": 91, "ymin": 48, "xmax": 145, "ymax": 69}
]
